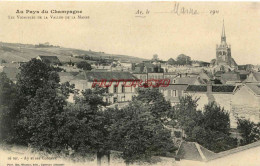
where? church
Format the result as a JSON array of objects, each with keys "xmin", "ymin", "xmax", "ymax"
[{"xmin": 213, "ymin": 20, "xmax": 237, "ymax": 72}]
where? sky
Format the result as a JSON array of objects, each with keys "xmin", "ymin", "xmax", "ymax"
[{"xmin": 0, "ymin": 1, "xmax": 259, "ymax": 64}]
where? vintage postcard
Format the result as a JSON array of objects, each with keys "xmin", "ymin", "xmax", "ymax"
[{"xmin": 0, "ymin": 1, "xmax": 260, "ymax": 166}]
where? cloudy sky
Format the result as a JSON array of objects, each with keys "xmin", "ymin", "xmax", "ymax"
[{"xmin": 0, "ymin": 2, "xmax": 259, "ymax": 64}]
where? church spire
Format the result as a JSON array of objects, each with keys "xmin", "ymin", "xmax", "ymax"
[{"xmin": 221, "ymin": 19, "xmax": 226, "ymax": 43}]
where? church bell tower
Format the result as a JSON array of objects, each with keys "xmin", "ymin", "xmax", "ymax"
[{"xmin": 216, "ymin": 20, "xmax": 232, "ymax": 66}]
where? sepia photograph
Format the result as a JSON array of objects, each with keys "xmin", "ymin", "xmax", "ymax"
[{"xmin": 0, "ymin": 1, "xmax": 260, "ymax": 166}]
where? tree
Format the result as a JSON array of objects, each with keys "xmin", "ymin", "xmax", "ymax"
[
  {"xmin": 176, "ymin": 54, "xmax": 192, "ymax": 65},
  {"xmin": 108, "ymin": 101, "xmax": 176, "ymax": 164},
  {"xmin": 172, "ymin": 95, "xmax": 202, "ymax": 135},
  {"xmin": 0, "ymin": 72, "xmax": 18, "ymax": 142},
  {"xmin": 17, "ymin": 58, "xmax": 60, "ymax": 100},
  {"xmin": 15, "ymin": 59, "xmax": 61, "ymax": 145},
  {"xmin": 18, "ymin": 80, "xmax": 67, "ymax": 150},
  {"xmin": 210, "ymin": 59, "xmax": 216, "ymax": 65},
  {"xmin": 134, "ymin": 88, "xmax": 172, "ymax": 122},
  {"xmin": 76, "ymin": 61, "xmax": 92, "ymax": 71},
  {"xmin": 167, "ymin": 58, "xmax": 176, "ymax": 65},
  {"xmin": 55, "ymin": 87, "xmax": 109, "ymax": 160},
  {"xmin": 172, "ymin": 96, "xmax": 237, "ymax": 152},
  {"xmin": 202, "ymin": 102, "xmax": 230, "ymax": 134},
  {"xmin": 188, "ymin": 126, "xmax": 237, "ymax": 153},
  {"xmin": 237, "ymin": 119, "xmax": 260, "ymax": 145}
]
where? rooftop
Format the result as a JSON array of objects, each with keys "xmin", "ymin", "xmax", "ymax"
[
  {"xmin": 74, "ymin": 71, "xmax": 137, "ymax": 81},
  {"xmin": 176, "ymin": 141, "xmax": 216, "ymax": 161},
  {"xmin": 221, "ymin": 72, "xmax": 241, "ymax": 83},
  {"xmin": 186, "ymin": 85, "xmax": 236, "ymax": 93},
  {"xmin": 244, "ymin": 83, "xmax": 260, "ymax": 95},
  {"xmin": 207, "ymin": 140, "xmax": 260, "ymax": 161}
]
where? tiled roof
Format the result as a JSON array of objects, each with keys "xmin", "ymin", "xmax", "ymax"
[
  {"xmin": 221, "ymin": 72, "xmax": 241, "ymax": 83},
  {"xmin": 208, "ymin": 140, "xmax": 260, "ymax": 161},
  {"xmin": 186, "ymin": 85, "xmax": 236, "ymax": 93},
  {"xmin": 252, "ymin": 72, "xmax": 260, "ymax": 81},
  {"xmin": 175, "ymin": 77, "xmax": 198, "ymax": 85},
  {"xmin": 212, "ymin": 85, "xmax": 236, "ymax": 92},
  {"xmin": 176, "ymin": 141, "xmax": 216, "ymax": 161},
  {"xmin": 245, "ymin": 83, "xmax": 260, "ymax": 95},
  {"xmin": 58, "ymin": 72, "xmax": 79, "ymax": 83},
  {"xmin": 177, "ymin": 140, "xmax": 260, "ymax": 162},
  {"xmin": 74, "ymin": 71, "xmax": 137, "ymax": 81},
  {"xmin": 186, "ymin": 85, "xmax": 207, "ymax": 92}
]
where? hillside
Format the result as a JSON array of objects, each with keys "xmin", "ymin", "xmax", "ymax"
[{"xmin": 0, "ymin": 42, "xmax": 147, "ymax": 63}]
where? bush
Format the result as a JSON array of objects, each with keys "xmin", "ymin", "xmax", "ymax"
[{"xmin": 76, "ymin": 61, "xmax": 92, "ymax": 70}]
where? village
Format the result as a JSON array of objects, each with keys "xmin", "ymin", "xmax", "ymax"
[{"xmin": 1, "ymin": 20, "xmax": 260, "ymax": 165}]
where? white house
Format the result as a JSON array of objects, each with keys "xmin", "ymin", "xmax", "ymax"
[
  {"xmin": 70, "ymin": 71, "xmax": 138, "ymax": 104},
  {"xmin": 231, "ymin": 83, "xmax": 260, "ymax": 126},
  {"xmin": 184, "ymin": 84, "xmax": 238, "ymax": 128}
]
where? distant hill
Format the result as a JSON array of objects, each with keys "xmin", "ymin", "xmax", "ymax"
[{"xmin": 0, "ymin": 42, "xmax": 147, "ymax": 63}]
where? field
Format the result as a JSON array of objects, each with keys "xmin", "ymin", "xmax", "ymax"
[{"xmin": 0, "ymin": 42, "xmax": 146, "ymax": 64}]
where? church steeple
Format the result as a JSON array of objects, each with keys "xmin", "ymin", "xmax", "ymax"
[{"xmin": 221, "ymin": 19, "xmax": 226, "ymax": 43}]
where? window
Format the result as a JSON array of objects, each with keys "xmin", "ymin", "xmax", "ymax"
[
  {"xmin": 114, "ymin": 85, "xmax": 118, "ymax": 93},
  {"xmin": 105, "ymin": 87, "xmax": 109, "ymax": 93},
  {"xmin": 121, "ymin": 96, "xmax": 125, "ymax": 102},
  {"xmin": 122, "ymin": 85, "xmax": 125, "ymax": 93},
  {"xmin": 113, "ymin": 97, "xmax": 118, "ymax": 103},
  {"xmin": 171, "ymin": 90, "xmax": 177, "ymax": 97}
]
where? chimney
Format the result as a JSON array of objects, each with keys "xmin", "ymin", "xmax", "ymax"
[{"xmin": 207, "ymin": 81, "xmax": 212, "ymax": 93}]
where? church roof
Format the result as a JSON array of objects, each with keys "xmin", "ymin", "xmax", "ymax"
[{"xmin": 222, "ymin": 19, "xmax": 226, "ymax": 38}]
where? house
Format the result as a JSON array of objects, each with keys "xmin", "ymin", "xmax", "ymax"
[
  {"xmin": 70, "ymin": 71, "xmax": 138, "ymax": 104},
  {"xmin": 175, "ymin": 140, "xmax": 260, "ymax": 166},
  {"xmin": 36, "ymin": 55, "xmax": 61, "ymax": 65},
  {"xmin": 237, "ymin": 70, "xmax": 250, "ymax": 82},
  {"xmin": 58, "ymin": 72, "xmax": 79, "ymax": 83},
  {"xmin": 132, "ymin": 73, "xmax": 147, "ymax": 82},
  {"xmin": 175, "ymin": 141, "xmax": 216, "ymax": 166},
  {"xmin": 159, "ymin": 84, "xmax": 189, "ymax": 106},
  {"xmin": 184, "ymin": 84, "xmax": 237, "ymax": 127},
  {"xmin": 147, "ymin": 72, "xmax": 164, "ymax": 80},
  {"xmin": 244, "ymin": 72, "xmax": 260, "ymax": 83},
  {"xmin": 173, "ymin": 77, "xmax": 204, "ymax": 85},
  {"xmin": 231, "ymin": 83, "xmax": 260, "ymax": 127},
  {"xmin": 131, "ymin": 62, "xmax": 163, "ymax": 73},
  {"xmin": 118, "ymin": 61, "xmax": 132, "ymax": 71},
  {"xmin": 220, "ymin": 72, "xmax": 241, "ymax": 85}
]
